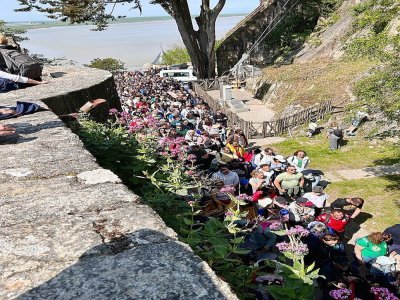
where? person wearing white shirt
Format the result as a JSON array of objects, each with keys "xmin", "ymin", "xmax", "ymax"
[
  {"xmin": 0, "ymin": 70, "xmax": 48, "ymax": 93},
  {"xmin": 286, "ymin": 150, "xmax": 310, "ymax": 172},
  {"xmin": 303, "ymin": 185, "xmax": 329, "ymax": 215},
  {"xmin": 253, "ymin": 147, "xmax": 275, "ymax": 168}
]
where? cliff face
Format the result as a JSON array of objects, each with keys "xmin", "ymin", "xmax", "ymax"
[
  {"xmin": 216, "ymin": 0, "xmax": 299, "ymax": 75},
  {"xmin": 0, "ymin": 67, "xmax": 237, "ymax": 299}
]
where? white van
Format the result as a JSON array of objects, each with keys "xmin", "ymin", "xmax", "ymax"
[{"xmin": 159, "ymin": 69, "xmax": 197, "ymax": 82}]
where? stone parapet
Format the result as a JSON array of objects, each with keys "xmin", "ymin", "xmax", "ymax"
[
  {"xmin": 0, "ymin": 66, "xmax": 121, "ymax": 122},
  {"xmin": 0, "ymin": 68, "xmax": 237, "ymax": 299}
]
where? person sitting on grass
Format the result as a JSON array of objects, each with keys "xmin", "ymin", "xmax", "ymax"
[
  {"xmin": 303, "ymin": 185, "xmax": 329, "ymax": 216},
  {"xmin": 274, "ymin": 165, "xmax": 305, "ymax": 199},
  {"xmin": 287, "ymin": 150, "xmax": 310, "ymax": 172},
  {"xmin": 330, "ymin": 197, "xmax": 364, "ymax": 220},
  {"xmin": 354, "ymin": 232, "xmax": 392, "ymax": 265}
]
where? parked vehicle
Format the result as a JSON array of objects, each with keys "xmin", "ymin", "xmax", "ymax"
[{"xmin": 159, "ymin": 69, "xmax": 197, "ymax": 82}]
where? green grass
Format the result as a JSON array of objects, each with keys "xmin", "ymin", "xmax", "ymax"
[
  {"xmin": 268, "ymin": 134, "xmax": 400, "ymax": 232},
  {"xmin": 270, "ymin": 134, "xmax": 399, "ymax": 171},
  {"xmin": 261, "ymin": 60, "xmax": 375, "ymax": 112},
  {"xmin": 325, "ymin": 176, "xmax": 400, "ymax": 231}
]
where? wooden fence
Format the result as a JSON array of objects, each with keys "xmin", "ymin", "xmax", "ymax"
[{"xmin": 193, "ymin": 81, "xmax": 336, "ymax": 140}]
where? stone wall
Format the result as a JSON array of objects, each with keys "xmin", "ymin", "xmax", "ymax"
[
  {"xmin": 216, "ymin": 0, "xmax": 298, "ymax": 75},
  {"xmin": 0, "ymin": 67, "xmax": 237, "ymax": 299}
]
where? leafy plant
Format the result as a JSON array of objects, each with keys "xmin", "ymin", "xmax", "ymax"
[{"xmin": 264, "ymin": 224, "xmax": 323, "ymax": 300}]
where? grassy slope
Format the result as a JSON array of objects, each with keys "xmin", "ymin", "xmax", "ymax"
[
  {"xmin": 261, "ymin": 59, "xmax": 375, "ymax": 113},
  {"xmin": 269, "ymin": 135, "xmax": 400, "ymax": 231}
]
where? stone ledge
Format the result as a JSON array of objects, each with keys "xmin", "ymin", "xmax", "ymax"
[
  {"xmin": 0, "ymin": 66, "xmax": 121, "ymax": 122},
  {"xmin": 0, "ymin": 68, "xmax": 237, "ymax": 299}
]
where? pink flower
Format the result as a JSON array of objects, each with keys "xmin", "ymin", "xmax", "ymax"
[
  {"xmin": 237, "ymin": 194, "xmax": 253, "ymax": 201},
  {"xmin": 220, "ymin": 186, "xmax": 236, "ymax": 194},
  {"xmin": 109, "ymin": 108, "xmax": 118, "ymax": 115},
  {"xmin": 269, "ymin": 222, "xmax": 283, "ymax": 231},
  {"xmin": 187, "ymin": 154, "xmax": 197, "ymax": 161}
]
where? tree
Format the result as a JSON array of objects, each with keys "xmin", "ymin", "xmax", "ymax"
[
  {"xmin": 16, "ymin": 0, "xmax": 227, "ymax": 79},
  {"xmin": 85, "ymin": 57, "xmax": 126, "ymax": 72}
]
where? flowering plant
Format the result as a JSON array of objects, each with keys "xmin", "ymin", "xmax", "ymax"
[
  {"xmin": 220, "ymin": 186, "xmax": 236, "ymax": 194},
  {"xmin": 370, "ymin": 286, "xmax": 399, "ymax": 300},
  {"xmin": 329, "ymin": 288, "xmax": 352, "ymax": 300},
  {"xmin": 265, "ymin": 223, "xmax": 323, "ymax": 300},
  {"xmin": 236, "ymin": 194, "xmax": 253, "ymax": 201}
]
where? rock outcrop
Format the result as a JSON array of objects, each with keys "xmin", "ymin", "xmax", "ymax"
[{"xmin": 0, "ymin": 68, "xmax": 237, "ymax": 299}]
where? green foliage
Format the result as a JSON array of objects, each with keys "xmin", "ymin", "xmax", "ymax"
[
  {"xmin": 261, "ymin": 0, "xmax": 344, "ymax": 63},
  {"xmin": 85, "ymin": 57, "xmax": 126, "ymax": 72},
  {"xmin": 163, "ymin": 40, "xmax": 223, "ymax": 66},
  {"xmin": 346, "ymin": 0, "xmax": 400, "ymax": 62},
  {"xmin": 75, "ymin": 119, "xmax": 255, "ymax": 298},
  {"xmin": 354, "ymin": 62, "xmax": 400, "ymax": 121},
  {"xmin": 352, "ymin": 0, "xmax": 399, "ymax": 33},
  {"xmin": 162, "ymin": 46, "xmax": 191, "ymax": 65}
]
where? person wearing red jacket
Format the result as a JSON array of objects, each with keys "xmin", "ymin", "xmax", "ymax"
[{"xmin": 316, "ymin": 209, "xmax": 350, "ymax": 239}]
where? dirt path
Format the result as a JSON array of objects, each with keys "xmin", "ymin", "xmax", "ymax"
[{"xmin": 323, "ymin": 163, "xmax": 400, "ymax": 182}]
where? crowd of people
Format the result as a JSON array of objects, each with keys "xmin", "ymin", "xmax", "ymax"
[{"xmin": 112, "ymin": 69, "xmax": 399, "ymax": 299}]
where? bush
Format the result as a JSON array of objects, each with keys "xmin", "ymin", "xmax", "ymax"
[
  {"xmin": 85, "ymin": 57, "xmax": 125, "ymax": 72},
  {"xmin": 354, "ymin": 61, "xmax": 400, "ymax": 121},
  {"xmin": 162, "ymin": 46, "xmax": 190, "ymax": 65}
]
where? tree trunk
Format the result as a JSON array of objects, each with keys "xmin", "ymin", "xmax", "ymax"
[{"xmin": 167, "ymin": 0, "xmax": 225, "ymax": 79}]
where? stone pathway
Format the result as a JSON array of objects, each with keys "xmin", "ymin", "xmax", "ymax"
[
  {"xmin": 206, "ymin": 89, "xmax": 276, "ymax": 122},
  {"xmin": 323, "ymin": 163, "xmax": 400, "ymax": 182}
]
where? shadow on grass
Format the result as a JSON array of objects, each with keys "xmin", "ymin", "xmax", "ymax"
[{"xmin": 371, "ymin": 157, "xmax": 400, "ymax": 166}]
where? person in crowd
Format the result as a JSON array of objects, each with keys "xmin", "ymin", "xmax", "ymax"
[
  {"xmin": 270, "ymin": 155, "xmax": 287, "ymax": 174},
  {"xmin": 307, "ymin": 118, "xmax": 318, "ymax": 138},
  {"xmin": 258, "ymin": 162, "xmax": 275, "ymax": 185},
  {"xmin": 253, "ymin": 147, "xmax": 275, "ymax": 168},
  {"xmin": 240, "ymin": 222, "xmax": 277, "ymax": 263},
  {"xmin": 330, "ymin": 197, "xmax": 364, "ymax": 219},
  {"xmin": 210, "ymin": 180, "xmax": 232, "ymax": 209},
  {"xmin": 249, "ymin": 170, "xmax": 266, "ymax": 194},
  {"xmin": 316, "ymin": 209, "xmax": 351, "ymax": 239},
  {"xmin": 211, "ymin": 164, "xmax": 239, "ymax": 188},
  {"xmin": 213, "ymin": 109, "xmax": 228, "ymax": 127},
  {"xmin": 288, "ymin": 197, "xmax": 315, "ymax": 225},
  {"xmin": 274, "ymin": 165, "xmax": 304, "ymax": 198},
  {"xmin": 286, "ymin": 150, "xmax": 310, "ymax": 172},
  {"xmin": 303, "ymin": 185, "xmax": 329, "ymax": 215},
  {"xmin": 354, "ymin": 232, "xmax": 392, "ymax": 264},
  {"xmin": 226, "ymin": 140, "xmax": 245, "ymax": 159}
]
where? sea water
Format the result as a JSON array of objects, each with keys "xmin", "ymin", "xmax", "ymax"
[{"xmin": 20, "ymin": 16, "xmax": 244, "ymax": 69}]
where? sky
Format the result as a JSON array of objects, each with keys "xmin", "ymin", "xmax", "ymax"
[{"xmin": 0, "ymin": 0, "xmax": 260, "ymax": 22}]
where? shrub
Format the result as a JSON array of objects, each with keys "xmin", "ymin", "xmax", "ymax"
[{"xmin": 85, "ymin": 57, "xmax": 125, "ymax": 72}]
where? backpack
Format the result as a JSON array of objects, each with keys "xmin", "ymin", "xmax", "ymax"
[
  {"xmin": 333, "ymin": 128, "xmax": 343, "ymax": 138},
  {"xmin": 0, "ymin": 49, "xmax": 43, "ymax": 79}
]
